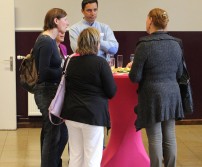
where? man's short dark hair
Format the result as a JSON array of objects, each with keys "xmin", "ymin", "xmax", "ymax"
[{"xmin": 82, "ymin": 0, "xmax": 98, "ymax": 10}]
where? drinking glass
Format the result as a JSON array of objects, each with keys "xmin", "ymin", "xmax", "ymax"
[
  {"xmin": 117, "ymin": 55, "xmax": 123, "ymax": 69},
  {"xmin": 130, "ymin": 54, "xmax": 135, "ymax": 62},
  {"xmin": 110, "ymin": 58, "xmax": 115, "ymax": 71},
  {"xmin": 106, "ymin": 54, "xmax": 114, "ymax": 65}
]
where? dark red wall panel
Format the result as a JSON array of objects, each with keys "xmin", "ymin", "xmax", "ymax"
[{"xmin": 16, "ymin": 31, "xmax": 202, "ymax": 121}]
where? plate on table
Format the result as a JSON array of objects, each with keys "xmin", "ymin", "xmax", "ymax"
[{"xmin": 116, "ymin": 67, "xmax": 131, "ymax": 73}]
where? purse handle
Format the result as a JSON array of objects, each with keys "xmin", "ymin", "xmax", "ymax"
[
  {"xmin": 175, "ymin": 38, "xmax": 191, "ymax": 83},
  {"xmin": 63, "ymin": 53, "xmax": 80, "ymax": 74},
  {"xmin": 181, "ymin": 56, "xmax": 190, "ymax": 81}
]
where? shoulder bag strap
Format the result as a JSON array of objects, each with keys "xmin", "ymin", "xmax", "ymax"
[{"xmin": 63, "ymin": 53, "xmax": 80, "ymax": 74}]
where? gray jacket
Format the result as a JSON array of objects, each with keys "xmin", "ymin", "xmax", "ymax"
[{"xmin": 129, "ymin": 32, "xmax": 184, "ymax": 130}]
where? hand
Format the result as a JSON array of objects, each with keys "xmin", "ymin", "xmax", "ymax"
[{"xmin": 126, "ymin": 62, "xmax": 133, "ymax": 68}]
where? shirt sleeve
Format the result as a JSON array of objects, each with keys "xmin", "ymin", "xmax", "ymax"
[
  {"xmin": 38, "ymin": 39, "xmax": 62, "ymax": 83},
  {"xmin": 69, "ymin": 26, "xmax": 79, "ymax": 52},
  {"xmin": 99, "ymin": 25, "xmax": 119, "ymax": 55},
  {"xmin": 100, "ymin": 60, "xmax": 117, "ymax": 99},
  {"xmin": 129, "ymin": 42, "xmax": 147, "ymax": 83},
  {"xmin": 59, "ymin": 43, "xmax": 68, "ymax": 58}
]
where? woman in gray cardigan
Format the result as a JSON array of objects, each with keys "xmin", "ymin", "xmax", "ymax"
[{"xmin": 129, "ymin": 8, "xmax": 184, "ymax": 167}]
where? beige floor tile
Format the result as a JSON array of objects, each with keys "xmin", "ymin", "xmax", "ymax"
[
  {"xmin": 104, "ymin": 128, "xmax": 111, "ymax": 146},
  {"xmin": 0, "ymin": 125, "xmax": 202, "ymax": 166},
  {"xmin": 4, "ymin": 136, "xmax": 28, "ymax": 151},
  {"xmin": 7, "ymin": 129, "xmax": 28, "ymax": 137},
  {"xmin": 23, "ymin": 163, "xmax": 40, "ymax": 167},
  {"xmin": 187, "ymin": 146, "xmax": 202, "ymax": 160},
  {"xmin": 27, "ymin": 135, "xmax": 39, "ymax": 142},
  {"xmin": 62, "ymin": 155, "xmax": 69, "ymax": 167},
  {"xmin": 0, "ymin": 141, "xmax": 5, "ymax": 148},
  {"xmin": 27, "ymin": 142, "xmax": 40, "ymax": 150},
  {"xmin": 27, "ymin": 139, "xmax": 40, "ymax": 151},
  {"xmin": 0, "ymin": 146, "xmax": 4, "ymax": 160},
  {"xmin": 28, "ymin": 128, "xmax": 41, "ymax": 136},
  {"xmin": 0, "ymin": 150, "xmax": 26, "ymax": 163},
  {"xmin": 3, "ymin": 143, "xmax": 28, "ymax": 151},
  {"xmin": 181, "ymin": 166, "xmax": 202, "ymax": 167},
  {"xmin": 5, "ymin": 135, "xmax": 28, "ymax": 144},
  {"xmin": 0, "ymin": 131, "xmax": 7, "ymax": 151},
  {"xmin": 177, "ymin": 143, "xmax": 202, "ymax": 166},
  {"xmin": 141, "ymin": 129, "xmax": 149, "ymax": 153},
  {"xmin": 22, "ymin": 130, "xmax": 40, "ymax": 159},
  {"xmin": 0, "ymin": 145, "xmax": 4, "ymax": 151},
  {"xmin": 0, "ymin": 162, "xmax": 24, "ymax": 167},
  {"xmin": 176, "ymin": 161, "xmax": 182, "ymax": 167},
  {"xmin": 187, "ymin": 125, "xmax": 202, "ymax": 132},
  {"xmin": 61, "ymin": 144, "xmax": 69, "ymax": 164},
  {"xmin": 144, "ymin": 125, "xmax": 202, "ymax": 167},
  {"xmin": 0, "ymin": 131, "xmax": 7, "ymax": 139},
  {"xmin": 24, "ymin": 150, "xmax": 40, "ymax": 166}
]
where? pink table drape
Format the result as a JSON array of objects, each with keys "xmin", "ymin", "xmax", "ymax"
[{"xmin": 101, "ymin": 73, "xmax": 150, "ymax": 167}]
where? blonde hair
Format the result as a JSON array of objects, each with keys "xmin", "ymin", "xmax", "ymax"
[
  {"xmin": 148, "ymin": 8, "xmax": 169, "ymax": 29},
  {"xmin": 76, "ymin": 27, "xmax": 100, "ymax": 55}
]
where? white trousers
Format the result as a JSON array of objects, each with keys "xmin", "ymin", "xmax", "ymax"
[{"xmin": 66, "ymin": 120, "xmax": 104, "ymax": 167}]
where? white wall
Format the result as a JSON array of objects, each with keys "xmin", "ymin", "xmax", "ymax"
[{"xmin": 15, "ymin": 0, "xmax": 202, "ymax": 31}]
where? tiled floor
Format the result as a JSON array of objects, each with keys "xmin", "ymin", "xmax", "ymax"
[{"xmin": 0, "ymin": 125, "xmax": 202, "ymax": 167}]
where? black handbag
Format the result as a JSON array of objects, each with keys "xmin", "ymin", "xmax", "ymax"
[{"xmin": 178, "ymin": 56, "xmax": 194, "ymax": 115}]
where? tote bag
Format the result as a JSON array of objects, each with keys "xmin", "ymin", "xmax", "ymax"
[
  {"xmin": 178, "ymin": 56, "xmax": 194, "ymax": 115},
  {"xmin": 48, "ymin": 54, "xmax": 76, "ymax": 125}
]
